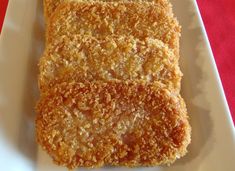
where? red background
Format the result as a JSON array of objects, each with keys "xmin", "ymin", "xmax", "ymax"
[
  {"xmin": 197, "ymin": 0, "xmax": 235, "ymax": 124},
  {"xmin": 0, "ymin": 0, "xmax": 234, "ymax": 124}
]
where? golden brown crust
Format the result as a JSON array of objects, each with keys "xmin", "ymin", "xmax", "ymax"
[
  {"xmin": 36, "ymin": 80, "xmax": 191, "ymax": 169},
  {"xmin": 44, "ymin": 0, "xmax": 64, "ymax": 20},
  {"xmin": 39, "ymin": 35, "xmax": 182, "ymax": 92},
  {"xmin": 37, "ymin": 0, "xmax": 191, "ymax": 169},
  {"xmin": 43, "ymin": 0, "xmax": 173, "ymax": 20},
  {"xmin": 46, "ymin": 1, "xmax": 180, "ymax": 55}
]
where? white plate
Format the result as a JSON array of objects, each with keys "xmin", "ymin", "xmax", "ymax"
[{"xmin": 0, "ymin": 0, "xmax": 235, "ymax": 171}]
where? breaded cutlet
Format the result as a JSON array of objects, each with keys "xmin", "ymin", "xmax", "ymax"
[
  {"xmin": 43, "ymin": 0, "xmax": 173, "ymax": 20},
  {"xmin": 46, "ymin": 1, "xmax": 180, "ymax": 55},
  {"xmin": 36, "ymin": 80, "xmax": 191, "ymax": 169},
  {"xmin": 38, "ymin": 35, "xmax": 182, "ymax": 92}
]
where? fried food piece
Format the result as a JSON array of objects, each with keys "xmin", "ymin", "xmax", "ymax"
[
  {"xmin": 46, "ymin": 1, "xmax": 180, "ymax": 55},
  {"xmin": 39, "ymin": 35, "xmax": 182, "ymax": 92},
  {"xmin": 43, "ymin": 0, "xmax": 173, "ymax": 20},
  {"xmin": 36, "ymin": 80, "xmax": 191, "ymax": 169}
]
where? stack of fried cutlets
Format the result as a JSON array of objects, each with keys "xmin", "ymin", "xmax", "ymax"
[{"xmin": 36, "ymin": 0, "xmax": 191, "ymax": 169}]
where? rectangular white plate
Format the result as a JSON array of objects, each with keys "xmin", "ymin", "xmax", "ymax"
[{"xmin": 0, "ymin": 0, "xmax": 235, "ymax": 171}]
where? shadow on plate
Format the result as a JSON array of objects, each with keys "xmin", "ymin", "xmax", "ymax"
[
  {"xmin": 163, "ymin": 0, "xmax": 214, "ymax": 171},
  {"xmin": 17, "ymin": 0, "xmax": 44, "ymax": 164},
  {"xmin": 0, "ymin": 0, "xmax": 44, "ymax": 167}
]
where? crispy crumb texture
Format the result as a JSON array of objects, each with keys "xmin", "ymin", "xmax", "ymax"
[
  {"xmin": 36, "ymin": 81, "xmax": 191, "ymax": 169},
  {"xmin": 43, "ymin": 0, "xmax": 173, "ymax": 20},
  {"xmin": 46, "ymin": 1, "xmax": 180, "ymax": 54},
  {"xmin": 39, "ymin": 35, "xmax": 182, "ymax": 91},
  {"xmin": 36, "ymin": 0, "xmax": 191, "ymax": 169}
]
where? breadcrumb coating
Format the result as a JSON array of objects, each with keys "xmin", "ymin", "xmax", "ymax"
[
  {"xmin": 36, "ymin": 0, "xmax": 191, "ymax": 169},
  {"xmin": 43, "ymin": 0, "xmax": 173, "ymax": 19},
  {"xmin": 36, "ymin": 80, "xmax": 191, "ymax": 169},
  {"xmin": 46, "ymin": 1, "xmax": 180, "ymax": 55},
  {"xmin": 39, "ymin": 35, "xmax": 182, "ymax": 92}
]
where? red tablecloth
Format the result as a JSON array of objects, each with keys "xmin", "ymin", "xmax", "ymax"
[
  {"xmin": 0, "ymin": 0, "xmax": 234, "ymax": 124},
  {"xmin": 197, "ymin": 0, "xmax": 235, "ymax": 124},
  {"xmin": 0, "ymin": 0, "xmax": 8, "ymax": 33}
]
